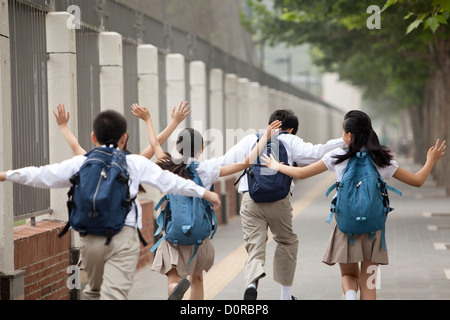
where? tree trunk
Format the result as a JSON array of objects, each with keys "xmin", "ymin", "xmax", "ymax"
[{"xmin": 420, "ymin": 36, "xmax": 450, "ymax": 193}]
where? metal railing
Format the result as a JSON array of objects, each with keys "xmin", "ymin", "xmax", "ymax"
[
  {"xmin": 9, "ymin": 0, "xmax": 52, "ymax": 222},
  {"xmin": 7, "ymin": 0, "xmax": 340, "ymax": 222}
]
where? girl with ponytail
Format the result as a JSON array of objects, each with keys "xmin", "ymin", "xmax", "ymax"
[
  {"xmin": 131, "ymin": 103, "xmax": 281, "ymax": 300},
  {"xmin": 260, "ymin": 109, "xmax": 446, "ymax": 300}
]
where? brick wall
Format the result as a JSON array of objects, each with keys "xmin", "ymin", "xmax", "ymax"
[
  {"xmin": 14, "ymin": 220, "xmax": 71, "ymax": 300},
  {"xmin": 11, "ymin": 182, "xmax": 240, "ymax": 300}
]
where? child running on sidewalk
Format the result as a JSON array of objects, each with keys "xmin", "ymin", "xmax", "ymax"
[
  {"xmin": 260, "ymin": 110, "xmax": 446, "ymax": 300},
  {"xmin": 0, "ymin": 109, "xmax": 220, "ymax": 300},
  {"xmin": 131, "ymin": 104, "xmax": 281, "ymax": 300}
]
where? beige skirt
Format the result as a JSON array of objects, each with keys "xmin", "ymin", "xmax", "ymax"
[
  {"xmin": 151, "ymin": 238, "xmax": 215, "ymax": 278},
  {"xmin": 322, "ymin": 218, "xmax": 389, "ymax": 266}
]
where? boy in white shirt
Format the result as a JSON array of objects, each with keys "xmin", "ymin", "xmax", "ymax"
[
  {"xmin": 0, "ymin": 109, "xmax": 220, "ymax": 300},
  {"xmin": 219, "ymin": 109, "xmax": 345, "ymax": 300}
]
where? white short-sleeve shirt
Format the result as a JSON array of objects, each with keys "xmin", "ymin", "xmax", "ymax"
[
  {"xmin": 322, "ymin": 148, "xmax": 399, "ymax": 182},
  {"xmin": 194, "ymin": 158, "xmax": 221, "ymax": 190}
]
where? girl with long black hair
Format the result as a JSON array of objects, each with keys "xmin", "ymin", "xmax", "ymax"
[
  {"xmin": 261, "ymin": 110, "xmax": 446, "ymax": 300},
  {"xmin": 131, "ymin": 103, "xmax": 281, "ymax": 300}
]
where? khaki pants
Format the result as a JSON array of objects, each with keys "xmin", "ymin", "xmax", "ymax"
[
  {"xmin": 240, "ymin": 193, "xmax": 298, "ymax": 287},
  {"xmin": 79, "ymin": 226, "xmax": 140, "ymax": 300}
]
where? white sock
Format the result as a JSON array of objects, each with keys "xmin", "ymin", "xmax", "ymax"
[
  {"xmin": 280, "ymin": 285, "xmax": 292, "ymax": 300},
  {"xmin": 345, "ymin": 290, "xmax": 357, "ymax": 300}
]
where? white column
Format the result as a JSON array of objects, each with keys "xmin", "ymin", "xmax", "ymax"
[
  {"xmin": 259, "ymin": 85, "xmax": 270, "ymax": 129},
  {"xmin": 45, "ymin": 12, "xmax": 78, "ymax": 223},
  {"xmin": 136, "ymin": 44, "xmax": 161, "ymax": 207},
  {"xmin": 190, "ymin": 60, "xmax": 207, "ymax": 134},
  {"xmin": 99, "ymin": 32, "xmax": 123, "ymax": 113},
  {"xmin": 137, "ymin": 44, "xmax": 159, "ymax": 152},
  {"xmin": 0, "ymin": 0, "xmax": 14, "ymax": 274},
  {"xmin": 208, "ymin": 68, "xmax": 224, "ymax": 158},
  {"xmin": 237, "ymin": 78, "xmax": 250, "ymax": 130},
  {"xmin": 165, "ymin": 54, "xmax": 185, "ymax": 152},
  {"xmin": 248, "ymin": 82, "xmax": 261, "ymax": 131},
  {"xmin": 224, "ymin": 73, "xmax": 238, "ymax": 131}
]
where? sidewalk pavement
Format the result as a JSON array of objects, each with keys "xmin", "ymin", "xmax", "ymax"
[{"xmin": 128, "ymin": 159, "xmax": 450, "ymax": 300}]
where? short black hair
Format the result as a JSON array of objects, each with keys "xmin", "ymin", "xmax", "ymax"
[
  {"xmin": 269, "ymin": 109, "xmax": 299, "ymax": 135},
  {"xmin": 92, "ymin": 110, "xmax": 127, "ymax": 146}
]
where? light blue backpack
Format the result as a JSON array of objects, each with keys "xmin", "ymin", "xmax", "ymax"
[
  {"xmin": 325, "ymin": 151, "xmax": 402, "ymax": 250},
  {"xmin": 150, "ymin": 162, "xmax": 217, "ymax": 267}
]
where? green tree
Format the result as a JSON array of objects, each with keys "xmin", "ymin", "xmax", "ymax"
[{"xmin": 243, "ymin": 0, "xmax": 450, "ymax": 191}]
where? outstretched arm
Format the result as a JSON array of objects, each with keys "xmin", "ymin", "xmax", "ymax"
[
  {"xmin": 261, "ymin": 153, "xmax": 328, "ymax": 179},
  {"xmin": 53, "ymin": 104, "xmax": 86, "ymax": 156},
  {"xmin": 219, "ymin": 120, "xmax": 282, "ymax": 177},
  {"xmin": 131, "ymin": 104, "xmax": 166, "ymax": 161},
  {"xmin": 393, "ymin": 139, "xmax": 446, "ymax": 187},
  {"xmin": 138, "ymin": 101, "xmax": 191, "ymax": 159}
]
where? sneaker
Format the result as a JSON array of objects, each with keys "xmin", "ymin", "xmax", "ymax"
[
  {"xmin": 243, "ymin": 286, "xmax": 257, "ymax": 300},
  {"xmin": 168, "ymin": 278, "xmax": 191, "ymax": 300}
]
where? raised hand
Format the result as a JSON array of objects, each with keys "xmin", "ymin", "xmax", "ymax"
[
  {"xmin": 265, "ymin": 120, "xmax": 282, "ymax": 139},
  {"xmin": 130, "ymin": 103, "xmax": 151, "ymax": 122},
  {"xmin": 171, "ymin": 101, "xmax": 191, "ymax": 124},
  {"xmin": 53, "ymin": 104, "xmax": 70, "ymax": 127},
  {"xmin": 427, "ymin": 139, "xmax": 446, "ymax": 163}
]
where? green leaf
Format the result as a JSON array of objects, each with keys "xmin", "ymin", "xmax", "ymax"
[
  {"xmin": 435, "ymin": 14, "xmax": 448, "ymax": 24},
  {"xmin": 381, "ymin": 0, "xmax": 398, "ymax": 13},
  {"xmin": 280, "ymin": 11, "xmax": 299, "ymax": 22},
  {"xmin": 424, "ymin": 17, "xmax": 441, "ymax": 32},
  {"xmin": 406, "ymin": 19, "xmax": 423, "ymax": 34}
]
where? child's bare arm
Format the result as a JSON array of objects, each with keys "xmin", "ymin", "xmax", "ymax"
[
  {"xmin": 53, "ymin": 104, "xmax": 86, "ymax": 155},
  {"xmin": 393, "ymin": 139, "xmax": 446, "ymax": 187},
  {"xmin": 157, "ymin": 101, "xmax": 191, "ymax": 145},
  {"xmin": 218, "ymin": 121, "xmax": 282, "ymax": 177},
  {"xmin": 131, "ymin": 104, "xmax": 166, "ymax": 160},
  {"xmin": 246, "ymin": 120, "xmax": 282, "ymax": 166},
  {"xmin": 136, "ymin": 101, "xmax": 191, "ymax": 159}
]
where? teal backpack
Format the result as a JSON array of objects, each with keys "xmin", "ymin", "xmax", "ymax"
[
  {"xmin": 150, "ymin": 162, "xmax": 217, "ymax": 267},
  {"xmin": 325, "ymin": 151, "xmax": 402, "ymax": 250}
]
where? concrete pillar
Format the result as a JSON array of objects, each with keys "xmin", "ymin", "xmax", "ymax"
[
  {"xmin": 224, "ymin": 74, "xmax": 238, "ymax": 131},
  {"xmin": 259, "ymin": 85, "xmax": 270, "ymax": 129},
  {"xmin": 224, "ymin": 74, "xmax": 238, "ymax": 153},
  {"xmin": 248, "ymin": 82, "xmax": 261, "ymax": 131},
  {"xmin": 0, "ymin": 0, "xmax": 14, "ymax": 275},
  {"xmin": 137, "ymin": 44, "xmax": 159, "ymax": 152},
  {"xmin": 136, "ymin": 44, "xmax": 161, "ymax": 205},
  {"xmin": 99, "ymin": 32, "xmax": 123, "ymax": 113},
  {"xmin": 0, "ymin": 0, "xmax": 25, "ymax": 300},
  {"xmin": 165, "ymin": 54, "xmax": 185, "ymax": 152},
  {"xmin": 237, "ymin": 78, "xmax": 250, "ymax": 130},
  {"xmin": 209, "ymin": 68, "xmax": 224, "ymax": 156},
  {"xmin": 190, "ymin": 60, "xmax": 207, "ymax": 134},
  {"xmin": 45, "ymin": 12, "xmax": 78, "ymax": 223}
]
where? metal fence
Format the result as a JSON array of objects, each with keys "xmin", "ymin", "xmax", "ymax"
[
  {"xmin": 7, "ymin": 0, "xmax": 339, "ymax": 221},
  {"xmin": 9, "ymin": 0, "xmax": 51, "ymax": 221},
  {"xmin": 75, "ymin": 26, "xmax": 101, "ymax": 152}
]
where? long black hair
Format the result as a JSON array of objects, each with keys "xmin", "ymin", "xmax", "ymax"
[
  {"xmin": 156, "ymin": 128, "xmax": 204, "ymax": 180},
  {"xmin": 334, "ymin": 110, "xmax": 392, "ymax": 167}
]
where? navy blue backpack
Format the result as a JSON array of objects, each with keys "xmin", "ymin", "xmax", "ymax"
[
  {"xmin": 236, "ymin": 132, "xmax": 292, "ymax": 203},
  {"xmin": 325, "ymin": 151, "xmax": 402, "ymax": 250},
  {"xmin": 150, "ymin": 162, "xmax": 217, "ymax": 267},
  {"xmin": 58, "ymin": 146, "xmax": 146, "ymax": 246}
]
